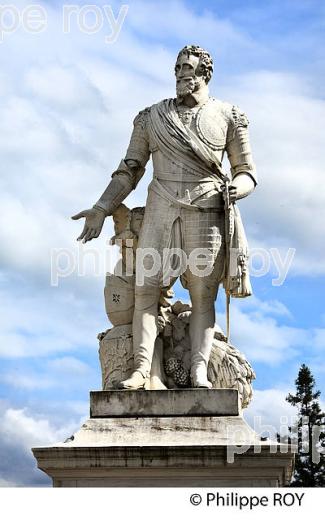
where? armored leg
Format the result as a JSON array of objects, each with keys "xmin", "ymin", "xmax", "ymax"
[
  {"xmin": 181, "ymin": 208, "xmax": 225, "ymax": 388},
  {"xmin": 187, "ymin": 274, "xmax": 219, "ymax": 388},
  {"xmin": 118, "ymin": 282, "xmax": 160, "ymax": 389}
]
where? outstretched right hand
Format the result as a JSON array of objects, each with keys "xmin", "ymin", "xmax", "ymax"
[{"xmin": 71, "ymin": 207, "xmax": 106, "ymax": 243}]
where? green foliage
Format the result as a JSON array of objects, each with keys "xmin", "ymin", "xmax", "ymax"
[{"xmin": 286, "ymin": 364, "xmax": 324, "ymax": 487}]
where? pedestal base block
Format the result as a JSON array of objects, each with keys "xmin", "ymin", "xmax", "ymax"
[{"xmin": 32, "ymin": 390, "xmax": 294, "ymax": 487}]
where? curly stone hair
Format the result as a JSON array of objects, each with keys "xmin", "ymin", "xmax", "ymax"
[{"xmin": 175, "ymin": 45, "xmax": 214, "ymax": 84}]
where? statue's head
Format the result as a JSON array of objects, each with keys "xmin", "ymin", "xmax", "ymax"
[
  {"xmin": 130, "ymin": 206, "xmax": 145, "ymax": 236},
  {"xmin": 175, "ymin": 45, "xmax": 213, "ymax": 99}
]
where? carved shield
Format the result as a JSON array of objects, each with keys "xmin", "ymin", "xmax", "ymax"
[{"xmin": 196, "ymin": 101, "xmax": 228, "ymax": 150}]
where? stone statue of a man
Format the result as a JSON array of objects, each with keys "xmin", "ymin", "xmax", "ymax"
[{"xmin": 72, "ymin": 45, "xmax": 257, "ymax": 390}]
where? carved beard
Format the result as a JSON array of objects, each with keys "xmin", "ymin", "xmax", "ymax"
[{"xmin": 176, "ymin": 76, "xmax": 200, "ymax": 99}]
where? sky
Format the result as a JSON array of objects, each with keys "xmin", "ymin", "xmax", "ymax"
[{"xmin": 0, "ymin": 0, "xmax": 324, "ymax": 486}]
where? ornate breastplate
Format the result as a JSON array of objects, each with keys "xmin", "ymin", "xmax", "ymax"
[
  {"xmin": 176, "ymin": 105, "xmax": 200, "ymax": 126},
  {"xmin": 195, "ymin": 98, "xmax": 228, "ymax": 151}
]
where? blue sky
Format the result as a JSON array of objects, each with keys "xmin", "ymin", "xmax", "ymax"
[{"xmin": 0, "ymin": 0, "xmax": 324, "ymax": 486}]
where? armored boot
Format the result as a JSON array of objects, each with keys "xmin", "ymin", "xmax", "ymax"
[
  {"xmin": 189, "ymin": 305, "xmax": 215, "ymax": 388},
  {"xmin": 118, "ymin": 285, "xmax": 160, "ymax": 390},
  {"xmin": 117, "ymin": 370, "xmax": 146, "ymax": 389}
]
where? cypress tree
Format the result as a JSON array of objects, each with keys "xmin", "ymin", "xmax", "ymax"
[{"xmin": 286, "ymin": 364, "xmax": 324, "ymax": 487}]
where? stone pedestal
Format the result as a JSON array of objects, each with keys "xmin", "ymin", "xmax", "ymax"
[{"xmin": 32, "ymin": 389, "xmax": 294, "ymax": 487}]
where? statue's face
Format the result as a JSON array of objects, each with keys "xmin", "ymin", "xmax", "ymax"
[
  {"xmin": 113, "ymin": 209, "xmax": 129, "ymax": 235},
  {"xmin": 175, "ymin": 53, "xmax": 203, "ymax": 98},
  {"xmin": 130, "ymin": 213, "xmax": 143, "ymax": 236}
]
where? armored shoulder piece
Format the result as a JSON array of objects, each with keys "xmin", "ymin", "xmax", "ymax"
[
  {"xmin": 125, "ymin": 107, "xmax": 151, "ymax": 169},
  {"xmin": 231, "ymin": 105, "xmax": 249, "ymax": 128},
  {"xmin": 133, "ymin": 107, "xmax": 151, "ymax": 129}
]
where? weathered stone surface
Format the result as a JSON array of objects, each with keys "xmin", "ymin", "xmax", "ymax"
[
  {"xmin": 32, "ymin": 414, "xmax": 294, "ymax": 487},
  {"xmin": 32, "ymin": 389, "xmax": 294, "ymax": 487},
  {"xmin": 90, "ymin": 388, "xmax": 239, "ymax": 417},
  {"xmin": 98, "ymin": 324, "xmax": 133, "ymax": 389},
  {"xmin": 62, "ymin": 415, "xmax": 260, "ymax": 446}
]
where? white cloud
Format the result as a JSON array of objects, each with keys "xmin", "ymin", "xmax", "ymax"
[
  {"xmin": 0, "ymin": 478, "xmax": 17, "ymax": 487},
  {"xmin": 244, "ymin": 388, "xmax": 297, "ymax": 439},
  {"xmin": 25, "ymin": 64, "xmax": 104, "ymax": 110},
  {"xmin": 0, "ymin": 401, "xmax": 86, "ymax": 486},
  {"xmin": 218, "ymin": 298, "xmax": 308, "ymax": 365},
  {"xmin": 0, "ymin": 283, "xmax": 106, "ymax": 359},
  {"xmin": 240, "ymin": 295, "xmax": 292, "ymax": 317},
  {"xmin": 0, "ymin": 408, "xmax": 77, "ymax": 449},
  {"xmin": 245, "ymin": 387, "xmax": 325, "ymax": 441},
  {"xmin": 126, "ymin": 0, "xmax": 252, "ymax": 49},
  {"xmin": 217, "ymin": 295, "xmax": 325, "ymax": 368},
  {"xmin": 1, "ymin": 356, "xmax": 94, "ymax": 389},
  {"xmin": 47, "ymin": 356, "xmax": 91, "ymax": 374},
  {"xmin": 313, "ymin": 328, "xmax": 325, "ymax": 350},
  {"xmin": 63, "ymin": 400, "xmax": 89, "ymax": 416},
  {"xmin": 1, "ymin": 373, "xmax": 55, "ymax": 390}
]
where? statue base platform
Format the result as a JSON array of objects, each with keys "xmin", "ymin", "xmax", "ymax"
[{"xmin": 32, "ymin": 389, "xmax": 294, "ymax": 487}]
